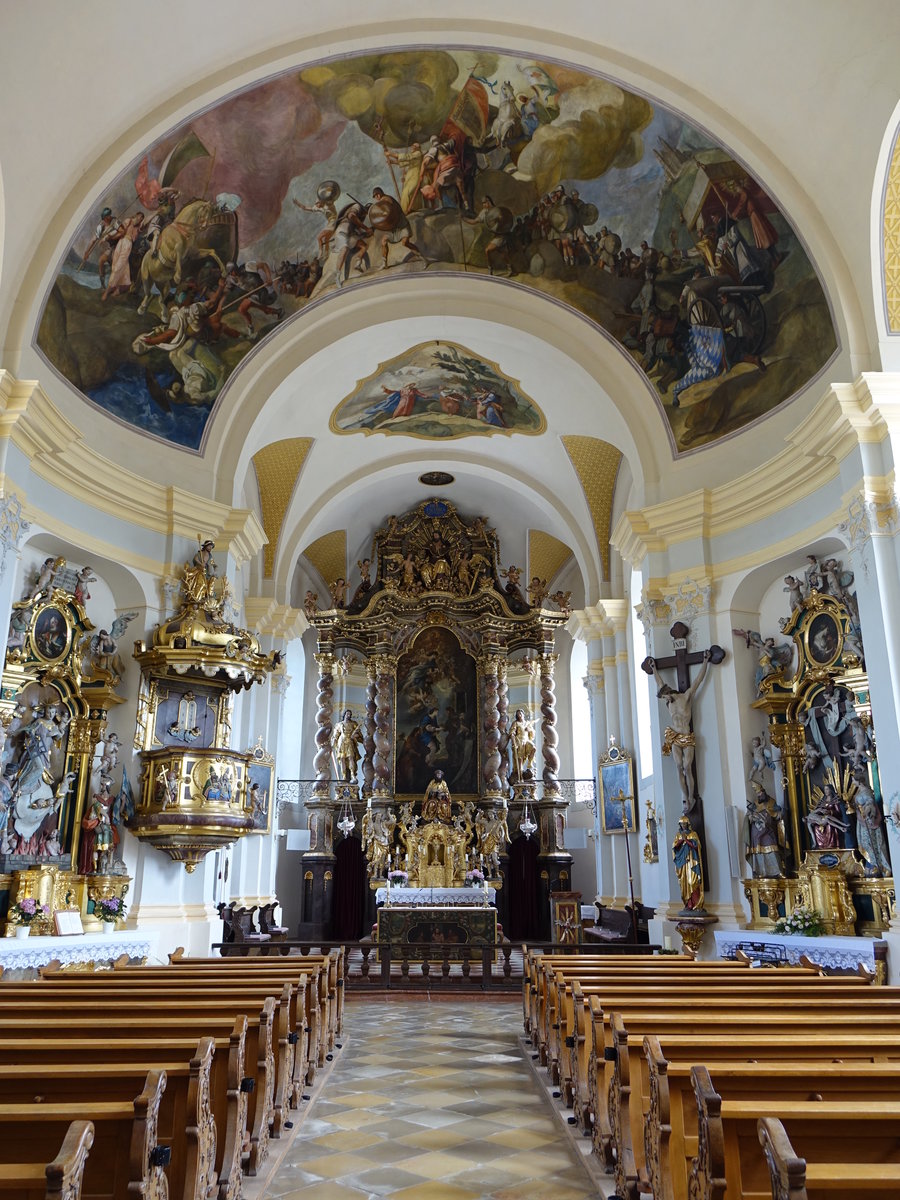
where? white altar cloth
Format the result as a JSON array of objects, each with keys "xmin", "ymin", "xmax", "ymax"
[
  {"xmin": 714, "ymin": 929, "xmax": 878, "ymax": 972},
  {"xmin": 0, "ymin": 929, "xmax": 156, "ymax": 972},
  {"xmin": 376, "ymin": 886, "xmax": 496, "ymax": 907}
]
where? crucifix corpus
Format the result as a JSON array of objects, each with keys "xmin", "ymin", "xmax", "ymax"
[{"xmin": 641, "ymin": 621, "xmax": 725, "ymax": 855}]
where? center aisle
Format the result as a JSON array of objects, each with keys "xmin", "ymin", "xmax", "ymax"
[{"xmin": 266, "ymin": 997, "xmax": 596, "ymax": 1199}]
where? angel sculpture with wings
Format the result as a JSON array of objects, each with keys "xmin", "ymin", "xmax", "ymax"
[{"xmin": 89, "ymin": 612, "xmax": 139, "ymax": 679}]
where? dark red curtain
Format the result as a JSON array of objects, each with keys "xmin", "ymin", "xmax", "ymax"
[
  {"xmin": 506, "ymin": 834, "xmax": 540, "ymax": 940},
  {"xmin": 332, "ymin": 834, "xmax": 367, "ymax": 940}
]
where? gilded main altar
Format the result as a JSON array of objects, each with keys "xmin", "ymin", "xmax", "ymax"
[{"xmin": 301, "ymin": 498, "xmax": 573, "ymax": 939}]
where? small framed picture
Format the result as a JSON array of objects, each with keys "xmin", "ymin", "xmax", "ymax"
[
  {"xmin": 599, "ymin": 748, "xmax": 637, "ymax": 833},
  {"xmin": 32, "ymin": 605, "xmax": 71, "ymax": 662},
  {"xmin": 806, "ymin": 612, "xmax": 842, "ymax": 666},
  {"xmin": 54, "ymin": 910, "xmax": 84, "ymax": 936},
  {"xmin": 246, "ymin": 736, "xmax": 274, "ymax": 835}
]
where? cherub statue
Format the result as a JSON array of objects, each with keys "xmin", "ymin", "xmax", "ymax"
[
  {"xmin": 748, "ymin": 734, "xmax": 776, "ymax": 785},
  {"xmin": 30, "ymin": 556, "xmax": 64, "ymax": 603},
  {"xmin": 527, "ymin": 576, "xmax": 548, "ymax": 608},
  {"xmin": 73, "ymin": 566, "xmax": 96, "ymax": 607},
  {"xmin": 800, "ymin": 741, "xmax": 821, "ymax": 774},
  {"xmin": 98, "ymin": 731, "xmax": 121, "ymax": 774},
  {"xmin": 303, "ymin": 590, "xmax": 318, "ymax": 620},
  {"xmin": 783, "ymin": 575, "xmax": 803, "ymax": 612},
  {"xmin": 329, "ymin": 577, "xmax": 347, "ymax": 608},
  {"xmin": 88, "ymin": 612, "xmax": 139, "ymax": 679},
  {"xmin": 501, "ymin": 564, "xmax": 522, "ymax": 588},
  {"xmin": 357, "ymin": 558, "xmax": 372, "ymax": 586},
  {"xmin": 549, "ymin": 590, "xmax": 572, "ymax": 613}
]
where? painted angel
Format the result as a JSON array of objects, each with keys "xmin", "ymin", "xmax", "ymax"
[{"xmin": 89, "ymin": 611, "xmax": 139, "ymax": 678}]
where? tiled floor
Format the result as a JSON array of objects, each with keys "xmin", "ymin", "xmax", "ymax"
[{"xmin": 266, "ymin": 997, "xmax": 597, "ymax": 1199}]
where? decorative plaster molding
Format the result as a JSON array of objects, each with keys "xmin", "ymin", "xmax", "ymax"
[
  {"xmin": 244, "ymin": 598, "xmax": 307, "ymax": 641},
  {"xmin": 839, "ymin": 484, "xmax": 900, "ymax": 553},
  {"xmin": 272, "ymin": 672, "xmax": 292, "ymax": 697},
  {"xmin": 0, "ymin": 371, "xmax": 265, "ymax": 566},
  {"xmin": 662, "ymin": 576, "xmax": 714, "ymax": 620},
  {"xmin": 567, "ymin": 599, "xmax": 629, "ymax": 642},
  {"xmin": 0, "ymin": 491, "xmax": 29, "ymax": 579},
  {"xmin": 612, "ymin": 375, "xmax": 900, "ymax": 566},
  {"xmin": 637, "ymin": 589, "xmax": 671, "ymax": 634}
]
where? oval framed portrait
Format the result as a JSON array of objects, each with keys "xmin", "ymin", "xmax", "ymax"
[
  {"xmin": 31, "ymin": 605, "xmax": 71, "ymax": 661},
  {"xmin": 806, "ymin": 612, "xmax": 841, "ymax": 666}
]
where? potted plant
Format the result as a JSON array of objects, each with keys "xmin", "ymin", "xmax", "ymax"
[
  {"xmin": 387, "ymin": 869, "xmax": 408, "ymax": 887},
  {"xmin": 10, "ymin": 897, "xmax": 50, "ymax": 938},
  {"xmin": 465, "ymin": 868, "xmax": 485, "ymax": 886},
  {"xmin": 97, "ymin": 895, "xmax": 127, "ymax": 932}
]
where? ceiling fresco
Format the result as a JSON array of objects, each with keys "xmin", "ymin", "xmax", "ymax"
[
  {"xmin": 36, "ymin": 48, "xmax": 838, "ymax": 454},
  {"xmin": 331, "ymin": 340, "xmax": 545, "ymax": 439}
]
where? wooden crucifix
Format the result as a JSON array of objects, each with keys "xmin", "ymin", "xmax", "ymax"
[{"xmin": 641, "ymin": 621, "xmax": 725, "ymax": 880}]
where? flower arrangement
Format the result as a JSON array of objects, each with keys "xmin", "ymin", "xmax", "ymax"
[
  {"xmin": 387, "ymin": 870, "xmax": 408, "ymax": 886},
  {"xmin": 773, "ymin": 905, "xmax": 825, "ymax": 937},
  {"xmin": 465, "ymin": 869, "xmax": 485, "ymax": 885},
  {"xmin": 97, "ymin": 895, "xmax": 127, "ymax": 923},
  {"xmin": 11, "ymin": 897, "xmax": 49, "ymax": 926}
]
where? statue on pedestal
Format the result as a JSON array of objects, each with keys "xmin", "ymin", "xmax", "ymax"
[
  {"xmin": 510, "ymin": 708, "xmax": 536, "ymax": 782},
  {"xmin": 331, "ymin": 708, "xmax": 363, "ymax": 783},
  {"xmin": 422, "ymin": 770, "xmax": 452, "ymax": 822},
  {"xmin": 852, "ymin": 773, "xmax": 892, "ymax": 877},
  {"xmin": 672, "ymin": 814, "xmax": 704, "ymax": 912},
  {"xmin": 806, "ymin": 783, "xmax": 849, "ymax": 849},
  {"xmin": 744, "ymin": 784, "xmax": 785, "ymax": 878}
]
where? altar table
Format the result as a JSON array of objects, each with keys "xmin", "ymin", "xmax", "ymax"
[
  {"xmin": 0, "ymin": 929, "xmax": 156, "ymax": 973},
  {"xmin": 714, "ymin": 929, "xmax": 879, "ymax": 972},
  {"xmin": 376, "ymin": 905, "xmax": 498, "ymax": 961},
  {"xmin": 375, "ymin": 886, "xmax": 496, "ymax": 907}
]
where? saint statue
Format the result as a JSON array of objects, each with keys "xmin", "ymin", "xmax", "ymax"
[
  {"xmin": 331, "ymin": 708, "xmax": 363, "ymax": 783},
  {"xmin": 744, "ymin": 784, "xmax": 785, "ymax": 878},
  {"xmin": 510, "ymin": 708, "xmax": 536, "ymax": 782},
  {"xmin": 806, "ymin": 783, "xmax": 849, "ymax": 849},
  {"xmin": 672, "ymin": 814, "xmax": 704, "ymax": 912},
  {"xmin": 852, "ymin": 774, "xmax": 892, "ymax": 876},
  {"xmin": 422, "ymin": 770, "xmax": 452, "ymax": 822}
]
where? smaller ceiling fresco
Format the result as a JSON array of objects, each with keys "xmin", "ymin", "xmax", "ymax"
[
  {"xmin": 35, "ymin": 47, "xmax": 838, "ymax": 455},
  {"xmin": 330, "ymin": 341, "xmax": 545, "ymax": 439}
]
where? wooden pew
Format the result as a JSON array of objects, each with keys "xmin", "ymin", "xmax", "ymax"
[
  {"xmin": 596, "ymin": 1006, "xmax": 900, "ymax": 1199},
  {"xmin": 12, "ymin": 976, "xmax": 309, "ymax": 1119},
  {"xmin": 546, "ymin": 968, "xmax": 870, "ymax": 1104},
  {"xmin": 691, "ymin": 1067, "xmax": 900, "ymax": 1200},
  {"xmin": 0, "ymin": 1005, "xmax": 276, "ymax": 1177},
  {"xmin": 133, "ymin": 949, "xmax": 343, "ymax": 1063},
  {"xmin": 0, "ymin": 1071, "xmax": 166, "ymax": 1200},
  {"xmin": 648, "ymin": 1054, "xmax": 900, "ymax": 1200},
  {"xmin": 0, "ymin": 1027, "xmax": 246, "ymax": 1200},
  {"xmin": 562, "ymin": 976, "xmax": 885, "ymax": 1127},
  {"xmin": 758, "ymin": 1115, "xmax": 900, "ymax": 1199},
  {"xmin": 106, "ymin": 958, "xmax": 330, "ymax": 1083},
  {"xmin": 0, "ymin": 1045, "xmax": 216, "ymax": 1200},
  {"xmin": 0, "ymin": 1119, "xmax": 93, "ymax": 1199}
]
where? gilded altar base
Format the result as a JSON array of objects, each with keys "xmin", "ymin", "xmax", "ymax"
[
  {"xmin": 3, "ymin": 863, "xmax": 131, "ymax": 935},
  {"xmin": 743, "ymin": 854, "xmax": 896, "ymax": 936}
]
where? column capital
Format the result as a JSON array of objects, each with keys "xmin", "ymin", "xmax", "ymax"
[{"xmin": 567, "ymin": 599, "xmax": 629, "ymax": 642}]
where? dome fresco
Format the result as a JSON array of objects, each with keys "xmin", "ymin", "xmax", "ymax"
[{"xmin": 35, "ymin": 47, "xmax": 838, "ymax": 455}]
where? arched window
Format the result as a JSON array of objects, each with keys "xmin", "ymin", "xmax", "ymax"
[
  {"xmin": 569, "ymin": 639, "xmax": 593, "ymax": 779},
  {"xmin": 630, "ymin": 569, "xmax": 654, "ymax": 780}
]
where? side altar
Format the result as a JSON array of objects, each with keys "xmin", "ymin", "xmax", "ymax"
[{"xmin": 300, "ymin": 498, "xmax": 575, "ymax": 940}]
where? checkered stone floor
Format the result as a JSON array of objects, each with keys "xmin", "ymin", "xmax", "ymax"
[{"xmin": 266, "ymin": 998, "xmax": 597, "ymax": 1199}]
